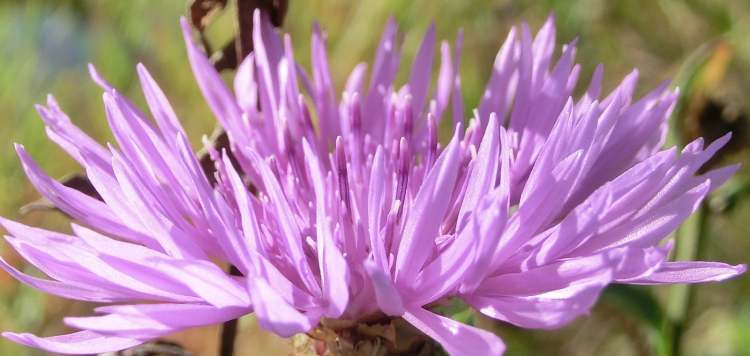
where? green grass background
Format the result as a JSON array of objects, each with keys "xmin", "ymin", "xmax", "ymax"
[{"xmin": 1, "ymin": 0, "xmax": 749, "ymax": 355}]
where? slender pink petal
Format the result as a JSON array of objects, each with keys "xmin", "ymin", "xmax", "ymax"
[
  {"xmin": 403, "ymin": 307, "xmax": 505, "ymax": 356},
  {"xmin": 395, "ymin": 130, "xmax": 462, "ymax": 284},
  {"xmin": 408, "ymin": 23, "xmax": 436, "ymax": 115},
  {"xmin": 2, "ymin": 331, "xmax": 141, "ymax": 355},
  {"xmin": 469, "ymin": 254, "xmax": 612, "ymax": 328},
  {"xmin": 364, "ymin": 259, "xmax": 404, "ymax": 316},
  {"xmin": 303, "ymin": 140, "xmax": 350, "ymax": 317},
  {"xmin": 628, "ymin": 262, "xmax": 746, "ymax": 285},
  {"xmin": 180, "ymin": 17, "xmax": 242, "ymax": 134},
  {"xmin": 65, "ymin": 304, "xmax": 247, "ymax": 340},
  {"xmin": 248, "ymin": 277, "xmax": 317, "ymax": 337}
]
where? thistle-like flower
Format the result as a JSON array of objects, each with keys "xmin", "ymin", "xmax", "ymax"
[{"xmin": 1, "ymin": 11, "xmax": 744, "ymax": 355}]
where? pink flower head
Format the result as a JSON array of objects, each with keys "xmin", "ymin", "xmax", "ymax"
[{"xmin": 2, "ymin": 11, "xmax": 744, "ymax": 355}]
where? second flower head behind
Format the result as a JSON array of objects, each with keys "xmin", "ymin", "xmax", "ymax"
[{"xmin": 1, "ymin": 9, "xmax": 744, "ymax": 356}]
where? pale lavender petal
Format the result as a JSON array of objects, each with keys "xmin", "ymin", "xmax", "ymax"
[
  {"xmin": 578, "ymin": 179, "xmax": 710, "ymax": 253},
  {"xmin": 432, "ymin": 40, "xmax": 453, "ymax": 122},
  {"xmin": 408, "ymin": 23, "xmax": 436, "ymax": 115},
  {"xmin": 147, "ymin": 258, "xmax": 250, "ymax": 308},
  {"xmin": 403, "ymin": 307, "xmax": 505, "ymax": 356},
  {"xmin": 412, "ymin": 220, "xmax": 477, "ymax": 305},
  {"xmin": 234, "ymin": 53, "xmax": 259, "ymax": 114},
  {"xmin": 395, "ymin": 130, "xmax": 462, "ymax": 283},
  {"xmin": 367, "ymin": 145, "xmax": 388, "ymax": 269},
  {"xmin": 78, "ymin": 149, "xmax": 158, "ymax": 248},
  {"xmin": 364, "ymin": 17, "xmax": 400, "ymax": 139},
  {"xmin": 36, "ymin": 96, "xmax": 110, "ymax": 166},
  {"xmin": 14, "ymin": 145, "xmax": 136, "ymax": 240},
  {"xmin": 180, "ymin": 17, "xmax": 242, "ymax": 134},
  {"xmin": 251, "ymin": 10, "xmax": 283, "ymax": 150},
  {"xmin": 611, "ymin": 243, "xmax": 672, "ymax": 282},
  {"xmin": 136, "ymin": 63, "xmax": 184, "ymax": 143},
  {"xmin": 311, "ymin": 23, "xmax": 340, "ymax": 143},
  {"xmin": 468, "ymin": 256, "xmax": 612, "ymax": 328},
  {"xmin": 627, "ymin": 261, "xmax": 746, "ymax": 285},
  {"xmin": 477, "ymin": 26, "xmax": 517, "ymax": 128},
  {"xmin": 476, "ymin": 253, "xmax": 613, "ymax": 297},
  {"xmin": 451, "ymin": 29, "xmax": 465, "ymax": 125},
  {"xmin": 0, "ymin": 257, "xmax": 127, "ymax": 303},
  {"xmin": 2, "ymin": 331, "xmax": 141, "ymax": 355},
  {"xmin": 65, "ymin": 304, "xmax": 247, "ymax": 340},
  {"xmin": 531, "ymin": 16, "xmax": 556, "ymax": 91},
  {"xmin": 303, "ymin": 140, "xmax": 350, "ymax": 317},
  {"xmin": 364, "ymin": 259, "xmax": 404, "ymax": 316},
  {"xmin": 1, "ymin": 219, "xmax": 198, "ymax": 302},
  {"xmin": 469, "ymin": 289, "xmax": 601, "ymax": 329},
  {"xmin": 70, "ymin": 224, "xmax": 206, "ymax": 299},
  {"xmin": 109, "ymin": 148, "xmax": 205, "ymax": 260},
  {"xmin": 458, "ymin": 190, "xmax": 509, "ymax": 294},
  {"xmin": 248, "ymin": 277, "xmax": 317, "ymax": 337},
  {"xmin": 252, "ymin": 252, "xmax": 318, "ymax": 309},
  {"xmin": 457, "ymin": 114, "xmax": 500, "ymax": 230},
  {"xmin": 247, "ymin": 150, "xmax": 320, "ymax": 294},
  {"xmin": 213, "ymin": 153, "xmax": 255, "ymax": 272}
]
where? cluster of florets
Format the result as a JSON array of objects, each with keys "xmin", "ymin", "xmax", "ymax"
[{"xmin": 1, "ymin": 11, "xmax": 743, "ymax": 355}]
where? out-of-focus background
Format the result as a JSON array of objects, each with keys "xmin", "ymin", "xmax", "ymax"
[{"xmin": 1, "ymin": 0, "xmax": 749, "ymax": 355}]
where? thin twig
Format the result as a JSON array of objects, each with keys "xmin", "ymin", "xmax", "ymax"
[{"xmin": 220, "ymin": 265, "xmax": 243, "ymax": 356}]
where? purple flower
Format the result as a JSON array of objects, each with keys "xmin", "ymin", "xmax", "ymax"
[{"xmin": 2, "ymin": 11, "xmax": 745, "ymax": 355}]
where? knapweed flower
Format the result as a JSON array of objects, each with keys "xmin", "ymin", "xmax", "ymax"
[{"xmin": 2, "ymin": 10, "xmax": 745, "ymax": 356}]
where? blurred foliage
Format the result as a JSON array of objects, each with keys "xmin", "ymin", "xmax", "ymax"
[{"xmin": 1, "ymin": 0, "xmax": 750, "ymax": 355}]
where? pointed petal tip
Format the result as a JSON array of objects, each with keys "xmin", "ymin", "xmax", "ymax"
[
  {"xmin": 546, "ymin": 12, "xmax": 557, "ymax": 24},
  {"xmin": 727, "ymin": 263, "xmax": 747, "ymax": 277},
  {"xmin": 2, "ymin": 332, "xmax": 31, "ymax": 347},
  {"xmin": 3, "ymin": 331, "xmax": 142, "ymax": 355},
  {"xmin": 33, "ymin": 103, "xmax": 48, "ymax": 117},
  {"xmin": 425, "ymin": 22, "xmax": 436, "ymax": 38},
  {"xmin": 252, "ymin": 8, "xmax": 262, "ymax": 27},
  {"xmin": 87, "ymin": 63, "xmax": 113, "ymax": 91},
  {"xmin": 627, "ymin": 261, "xmax": 746, "ymax": 285},
  {"xmin": 135, "ymin": 62, "xmax": 147, "ymax": 73},
  {"xmin": 628, "ymin": 68, "xmax": 640, "ymax": 80},
  {"xmin": 718, "ymin": 131, "xmax": 733, "ymax": 143},
  {"xmin": 179, "ymin": 17, "xmax": 196, "ymax": 47},
  {"xmin": 39, "ymin": 94, "xmax": 59, "ymax": 113},
  {"xmin": 0, "ymin": 217, "xmax": 18, "ymax": 235},
  {"xmin": 179, "ymin": 16, "xmax": 189, "ymax": 30},
  {"xmin": 698, "ymin": 262, "xmax": 746, "ymax": 282}
]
